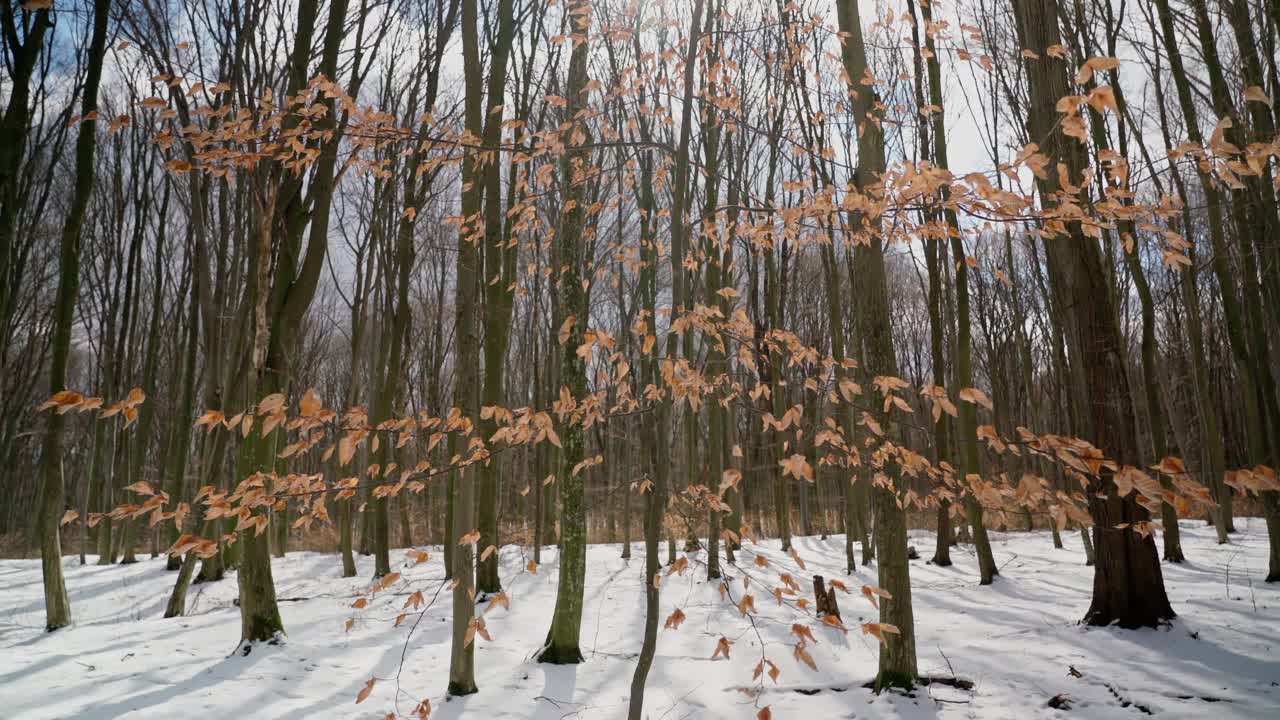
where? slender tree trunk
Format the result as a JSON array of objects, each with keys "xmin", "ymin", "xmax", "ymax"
[
  {"xmin": 1153, "ymin": 0, "xmax": 1248, "ymax": 539},
  {"xmin": 624, "ymin": 3, "xmax": 680, "ymax": 709},
  {"xmin": 0, "ymin": 8, "xmax": 52, "ymax": 364},
  {"xmin": 620, "ymin": 414, "xmax": 632, "ymax": 559},
  {"xmin": 626, "ymin": 348, "xmax": 668, "ymax": 720},
  {"xmin": 475, "ymin": 0, "xmax": 518, "ymax": 596},
  {"xmin": 165, "ymin": 276, "xmax": 200, "ymax": 570},
  {"xmin": 924, "ymin": 234, "xmax": 953, "ymax": 568},
  {"xmin": 1146, "ymin": 48, "xmax": 1230, "ymax": 545},
  {"xmin": 165, "ymin": 517, "xmax": 216, "ymax": 618},
  {"xmin": 1190, "ymin": 0, "xmax": 1280, "ymax": 580},
  {"xmin": 538, "ymin": 2, "xmax": 592, "ymax": 663},
  {"xmin": 36, "ymin": 0, "xmax": 108, "ymax": 632},
  {"xmin": 913, "ymin": 0, "xmax": 995, "ymax": 582}
]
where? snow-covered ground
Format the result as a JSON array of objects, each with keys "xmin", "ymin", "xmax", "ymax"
[{"xmin": 1, "ymin": 520, "xmax": 1276, "ymax": 719}]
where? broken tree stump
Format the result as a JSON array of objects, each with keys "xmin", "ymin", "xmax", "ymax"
[{"xmin": 813, "ymin": 575, "xmax": 841, "ymax": 620}]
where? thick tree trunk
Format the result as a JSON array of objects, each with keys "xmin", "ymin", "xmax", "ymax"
[
  {"xmin": 1073, "ymin": 15, "xmax": 1186, "ymax": 563},
  {"xmin": 236, "ymin": 407, "xmax": 285, "ymax": 643},
  {"xmin": 1014, "ymin": 0, "xmax": 1173, "ymax": 628},
  {"xmin": 447, "ymin": 0, "xmax": 485, "ymax": 695},
  {"xmin": 836, "ymin": 0, "xmax": 917, "ymax": 691}
]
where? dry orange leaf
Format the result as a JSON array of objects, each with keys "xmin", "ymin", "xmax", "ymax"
[
  {"xmin": 711, "ymin": 636, "xmax": 733, "ymax": 660},
  {"xmin": 664, "ymin": 608, "xmax": 686, "ymax": 630}
]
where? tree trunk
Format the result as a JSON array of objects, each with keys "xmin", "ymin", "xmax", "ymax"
[
  {"xmin": 165, "ymin": 518, "xmax": 217, "ymax": 618},
  {"xmin": 476, "ymin": 0, "xmax": 518, "ymax": 596},
  {"xmin": 1187, "ymin": 0, "xmax": 1280, "ymax": 580},
  {"xmin": 447, "ymin": 0, "xmax": 484, "ymax": 694},
  {"xmin": 836, "ymin": 0, "xmax": 917, "ymax": 691},
  {"xmin": 1074, "ymin": 13, "xmax": 1185, "ymax": 563},
  {"xmin": 36, "ymin": 0, "xmax": 108, "ymax": 632},
  {"xmin": 235, "ymin": 400, "xmax": 285, "ymax": 643},
  {"xmin": 538, "ymin": 1, "xmax": 592, "ymax": 663},
  {"xmin": 1014, "ymin": 0, "xmax": 1173, "ymax": 628},
  {"xmin": 165, "ymin": 275, "xmax": 200, "ymax": 570}
]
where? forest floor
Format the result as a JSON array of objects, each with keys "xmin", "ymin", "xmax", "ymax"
[{"xmin": 1, "ymin": 519, "xmax": 1277, "ymax": 719}]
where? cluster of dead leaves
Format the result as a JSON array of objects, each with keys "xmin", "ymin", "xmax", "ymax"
[{"xmin": 37, "ymin": 388, "xmax": 146, "ymax": 427}]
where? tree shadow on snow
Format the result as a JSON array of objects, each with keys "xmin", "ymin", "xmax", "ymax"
[{"xmin": 76, "ymin": 641, "xmax": 278, "ymax": 719}]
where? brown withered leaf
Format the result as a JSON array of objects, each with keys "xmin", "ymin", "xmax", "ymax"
[
  {"xmin": 711, "ymin": 636, "xmax": 733, "ymax": 660},
  {"xmin": 664, "ymin": 608, "xmax": 687, "ymax": 630}
]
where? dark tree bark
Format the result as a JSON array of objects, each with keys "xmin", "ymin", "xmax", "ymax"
[
  {"xmin": 36, "ymin": 0, "xmax": 109, "ymax": 632},
  {"xmin": 538, "ymin": 0, "xmax": 593, "ymax": 665},
  {"xmin": 1013, "ymin": 0, "xmax": 1173, "ymax": 629},
  {"xmin": 836, "ymin": 0, "xmax": 917, "ymax": 691},
  {"xmin": 476, "ymin": 0, "xmax": 518, "ymax": 597}
]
